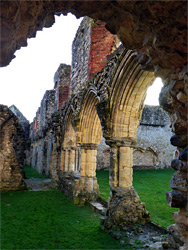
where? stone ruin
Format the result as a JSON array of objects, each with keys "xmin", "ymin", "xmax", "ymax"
[
  {"xmin": 0, "ymin": 105, "xmax": 29, "ymax": 191},
  {"xmin": 0, "ymin": 2, "xmax": 187, "ymax": 249}
]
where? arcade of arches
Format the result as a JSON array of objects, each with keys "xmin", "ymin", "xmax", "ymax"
[{"xmin": 0, "ymin": 2, "xmax": 187, "ymax": 250}]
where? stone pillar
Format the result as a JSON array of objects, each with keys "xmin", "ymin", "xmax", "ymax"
[
  {"xmin": 78, "ymin": 143, "xmax": 99, "ymax": 203},
  {"xmin": 60, "ymin": 149, "xmax": 65, "ymax": 171},
  {"xmin": 75, "ymin": 148, "xmax": 80, "ymax": 172},
  {"xmin": 68, "ymin": 149, "xmax": 75, "ymax": 172},
  {"xmin": 80, "ymin": 147, "xmax": 87, "ymax": 177},
  {"xmin": 109, "ymin": 146, "xmax": 119, "ymax": 188},
  {"xmin": 119, "ymin": 146, "xmax": 133, "ymax": 188},
  {"xmin": 64, "ymin": 149, "xmax": 69, "ymax": 172},
  {"xmin": 101, "ymin": 138, "xmax": 150, "ymax": 231}
]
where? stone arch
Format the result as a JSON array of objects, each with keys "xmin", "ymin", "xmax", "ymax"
[
  {"xmin": 78, "ymin": 88, "xmax": 102, "ymax": 145},
  {"xmin": 98, "ymin": 49, "xmax": 156, "ymax": 229},
  {"xmin": 75, "ymin": 87, "xmax": 102, "ymax": 200},
  {"xmin": 60, "ymin": 105, "xmax": 79, "ymax": 173},
  {"xmin": 110, "ymin": 50, "xmax": 155, "ymax": 139}
]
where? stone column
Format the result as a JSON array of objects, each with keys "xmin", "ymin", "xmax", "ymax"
[
  {"xmin": 80, "ymin": 147, "xmax": 87, "ymax": 177},
  {"xmin": 101, "ymin": 138, "xmax": 150, "ymax": 231},
  {"xmin": 68, "ymin": 149, "xmax": 75, "ymax": 172},
  {"xmin": 64, "ymin": 149, "xmax": 69, "ymax": 172},
  {"xmin": 119, "ymin": 146, "xmax": 133, "ymax": 188},
  {"xmin": 78, "ymin": 143, "xmax": 99, "ymax": 203},
  {"xmin": 75, "ymin": 149, "xmax": 79, "ymax": 171},
  {"xmin": 109, "ymin": 146, "xmax": 119, "ymax": 188},
  {"xmin": 60, "ymin": 149, "xmax": 65, "ymax": 171}
]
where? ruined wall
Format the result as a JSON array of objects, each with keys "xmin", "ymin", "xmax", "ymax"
[
  {"xmin": 135, "ymin": 105, "xmax": 175, "ymax": 169},
  {"xmin": 9, "ymin": 104, "xmax": 31, "ymax": 165},
  {"xmin": 71, "ymin": 17, "xmax": 119, "ymax": 95},
  {"xmin": 54, "ymin": 64, "xmax": 71, "ymax": 110},
  {"xmin": 31, "ymin": 20, "xmax": 117, "ymax": 178},
  {"xmin": 0, "ymin": 105, "xmax": 26, "ymax": 191},
  {"xmin": 9, "ymin": 105, "xmax": 30, "ymax": 138},
  {"xmin": 71, "ymin": 17, "xmax": 91, "ymax": 94},
  {"xmin": 31, "ymin": 89, "xmax": 56, "ymax": 176},
  {"xmin": 39, "ymin": 90, "xmax": 56, "ymax": 131}
]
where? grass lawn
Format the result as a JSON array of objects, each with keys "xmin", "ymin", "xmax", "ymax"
[
  {"xmin": 96, "ymin": 169, "xmax": 178, "ymax": 228},
  {"xmin": 23, "ymin": 165, "xmax": 45, "ymax": 179},
  {"xmin": 1, "ymin": 166, "xmax": 136, "ymax": 250}
]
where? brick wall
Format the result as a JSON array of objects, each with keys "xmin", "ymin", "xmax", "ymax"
[{"xmin": 88, "ymin": 20, "xmax": 117, "ymax": 79}]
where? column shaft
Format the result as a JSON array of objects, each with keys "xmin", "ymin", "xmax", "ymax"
[
  {"xmin": 119, "ymin": 146, "xmax": 133, "ymax": 187},
  {"xmin": 109, "ymin": 146, "xmax": 119, "ymax": 187}
]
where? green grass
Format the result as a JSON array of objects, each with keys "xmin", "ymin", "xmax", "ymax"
[
  {"xmin": 1, "ymin": 167, "xmax": 177, "ymax": 249},
  {"xmin": 1, "ymin": 166, "xmax": 136, "ymax": 250},
  {"xmin": 96, "ymin": 169, "xmax": 178, "ymax": 228},
  {"xmin": 23, "ymin": 165, "xmax": 45, "ymax": 179},
  {"xmin": 1, "ymin": 190, "xmax": 135, "ymax": 250}
]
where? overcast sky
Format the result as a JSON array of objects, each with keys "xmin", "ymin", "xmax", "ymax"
[{"xmin": 0, "ymin": 14, "xmax": 162, "ymax": 123}]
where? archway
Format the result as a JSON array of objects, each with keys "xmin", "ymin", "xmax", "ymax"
[
  {"xmin": 61, "ymin": 107, "xmax": 78, "ymax": 173},
  {"xmin": 77, "ymin": 88, "xmax": 103, "ymax": 202},
  {"xmin": 99, "ymin": 49, "xmax": 155, "ymax": 229}
]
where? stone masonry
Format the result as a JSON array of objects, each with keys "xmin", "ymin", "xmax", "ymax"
[{"xmin": 0, "ymin": 105, "xmax": 26, "ymax": 191}]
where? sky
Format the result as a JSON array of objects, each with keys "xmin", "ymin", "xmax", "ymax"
[{"xmin": 0, "ymin": 14, "xmax": 163, "ymax": 123}]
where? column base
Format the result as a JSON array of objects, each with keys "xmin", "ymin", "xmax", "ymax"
[
  {"xmin": 101, "ymin": 186, "xmax": 150, "ymax": 231},
  {"xmin": 58, "ymin": 172, "xmax": 99, "ymax": 205},
  {"xmin": 77, "ymin": 177, "xmax": 99, "ymax": 205}
]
